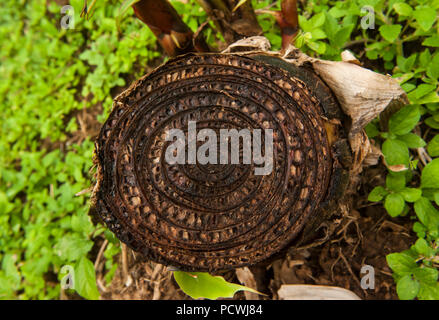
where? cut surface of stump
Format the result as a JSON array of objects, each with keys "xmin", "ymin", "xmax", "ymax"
[{"xmin": 92, "ymin": 53, "xmax": 351, "ymax": 272}]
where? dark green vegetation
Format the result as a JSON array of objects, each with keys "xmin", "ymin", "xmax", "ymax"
[{"xmin": 0, "ymin": 0, "xmax": 438, "ymax": 299}]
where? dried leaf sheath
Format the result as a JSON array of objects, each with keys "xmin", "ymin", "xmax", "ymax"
[
  {"xmin": 132, "ymin": 0, "xmax": 209, "ymax": 56},
  {"xmin": 279, "ymin": 0, "xmax": 299, "ymax": 51},
  {"xmin": 195, "ymin": 0, "xmax": 262, "ymax": 44},
  {"xmin": 92, "ymin": 54, "xmax": 350, "ymax": 271}
]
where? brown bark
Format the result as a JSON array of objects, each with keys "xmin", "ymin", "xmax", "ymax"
[
  {"xmin": 256, "ymin": 0, "xmax": 299, "ymax": 51},
  {"xmin": 92, "ymin": 53, "xmax": 349, "ymax": 272},
  {"xmin": 195, "ymin": 0, "xmax": 262, "ymax": 44},
  {"xmin": 279, "ymin": 0, "xmax": 299, "ymax": 51},
  {"xmin": 132, "ymin": 0, "xmax": 209, "ymax": 57}
]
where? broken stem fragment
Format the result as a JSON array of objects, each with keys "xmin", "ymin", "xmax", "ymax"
[
  {"xmin": 255, "ymin": 0, "xmax": 299, "ymax": 51},
  {"xmin": 132, "ymin": 0, "xmax": 209, "ymax": 56},
  {"xmin": 195, "ymin": 0, "xmax": 262, "ymax": 44},
  {"xmin": 279, "ymin": 0, "xmax": 299, "ymax": 51}
]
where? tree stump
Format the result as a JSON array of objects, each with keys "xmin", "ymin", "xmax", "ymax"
[{"xmin": 91, "ymin": 53, "xmax": 353, "ymax": 272}]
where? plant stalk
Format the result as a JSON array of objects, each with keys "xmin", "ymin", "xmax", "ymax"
[
  {"xmin": 132, "ymin": 0, "xmax": 209, "ymax": 56},
  {"xmin": 278, "ymin": 0, "xmax": 299, "ymax": 51},
  {"xmin": 195, "ymin": 0, "xmax": 262, "ymax": 44}
]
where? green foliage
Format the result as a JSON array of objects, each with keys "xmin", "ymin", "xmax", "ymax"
[
  {"xmin": 362, "ymin": 0, "xmax": 439, "ymax": 300},
  {"xmin": 2, "ymin": 0, "xmax": 439, "ymax": 301},
  {"xmin": 387, "ymin": 249, "xmax": 439, "ymax": 300},
  {"xmin": 0, "ymin": 0, "xmax": 159, "ymax": 299},
  {"xmin": 253, "ymin": 0, "xmax": 282, "ymax": 50},
  {"xmin": 173, "ymin": 272, "xmax": 261, "ymax": 300},
  {"xmin": 74, "ymin": 257, "xmax": 100, "ymax": 300}
]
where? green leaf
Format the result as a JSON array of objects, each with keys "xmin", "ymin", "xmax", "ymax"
[
  {"xmin": 387, "ymin": 252, "xmax": 418, "ymax": 275},
  {"xmin": 328, "ymin": 6, "xmax": 347, "ymax": 18},
  {"xmin": 414, "ymin": 197, "xmax": 439, "ymax": 231},
  {"xmin": 420, "ymin": 49, "xmax": 432, "ymax": 67},
  {"xmin": 400, "ymin": 78, "xmax": 415, "ymax": 90},
  {"xmin": 385, "ymin": 58, "xmax": 395, "ymax": 69},
  {"xmin": 413, "ymin": 7, "xmax": 437, "ymax": 32},
  {"xmin": 417, "ymin": 92, "xmax": 439, "ymax": 104},
  {"xmin": 427, "ymin": 135, "xmax": 439, "ymax": 157},
  {"xmin": 368, "ymin": 186, "xmax": 388, "ymax": 202},
  {"xmin": 71, "ymin": 210, "xmax": 94, "ymax": 235},
  {"xmin": 397, "ymin": 275, "xmax": 420, "ymax": 300},
  {"xmin": 400, "ymin": 80, "xmax": 416, "ymax": 93},
  {"xmin": 426, "ymin": 117, "xmax": 439, "ymax": 129},
  {"xmin": 118, "ymin": 0, "xmax": 141, "ymax": 15},
  {"xmin": 311, "ymin": 28, "xmax": 327, "ymax": 40},
  {"xmin": 2, "ymin": 254, "xmax": 21, "ymax": 289},
  {"xmin": 384, "ymin": 193, "xmax": 405, "ymax": 217},
  {"xmin": 299, "ymin": 15, "xmax": 312, "ymax": 32},
  {"xmin": 427, "ymin": 54, "xmax": 439, "ymax": 79},
  {"xmin": 55, "ymin": 235, "xmax": 94, "ymax": 262},
  {"xmin": 400, "ymin": 188, "xmax": 422, "ymax": 203},
  {"xmin": 397, "ymin": 54, "xmax": 410, "ymax": 72},
  {"xmin": 383, "ymin": 50, "xmax": 395, "ymax": 62},
  {"xmin": 435, "ymin": 191, "xmax": 439, "ymax": 206},
  {"xmin": 388, "ymin": 105, "xmax": 420, "ymax": 135},
  {"xmin": 324, "ymin": 11, "xmax": 339, "ymax": 38},
  {"xmin": 365, "ymin": 122, "xmax": 380, "ymax": 138},
  {"xmin": 382, "ymin": 139, "xmax": 409, "ymax": 167},
  {"xmin": 307, "ymin": 40, "xmax": 326, "ymax": 54},
  {"xmin": 414, "ymin": 84, "xmax": 436, "ymax": 100},
  {"xmin": 366, "ymin": 48, "xmax": 379, "ymax": 60},
  {"xmin": 423, "ymin": 36, "xmax": 439, "ymax": 47},
  {"xmin": 116, "ymin": 0, "xmax": 141, "ymax": 32},
  {"xmin": 421, "ymin": 159, "xmax": 439, "ymax": 189},
  {"xmin": 412, "ymin": 239, "xmax": 434, "ymax": 257},
  {"xmin": 333, "ymin": 24, "xmax": 354, "ymax": 48},
  {"xmin": 379, "ymin": 24, "xmax": 402, "ymax": 43},
  {"xmin": 413, "ymin": 221, "xmax": 427, "ymax": 236},
  {"xmin": 392, "ymin": 3, "xmax": 413, "ymax": 16},
  {"xmin": 173, "ymin": 271, "xmax": 261, "ymax": 300},
  {"xmin": 403, "ymin": 53, "xmax": 417, "ymax": 71},
  {"xmin": 294, "ymin": 33, "xmax": 306, "ymax": 48},
  {"xmin": 398, "ymin": 133, "xmax": 426, "ymax": 148},
  {"xmin": 418, "ymin": 282, "xmax": 439, "ymax": 300},
  {"xmin": 386, "ymin": 172, "xmax": 406, "ymax": 191},
  {"xmin": 310, "ymin": 12, "xmax": 326, "ymax": 28},
  {"xmin": 75, "ymin": 257, "xmax": 100, "ymax": 300}
]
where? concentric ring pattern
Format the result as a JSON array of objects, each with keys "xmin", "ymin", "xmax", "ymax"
[{"xmin": 93, "ymin": 54, "xmax": 335, "ymax": 271}]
